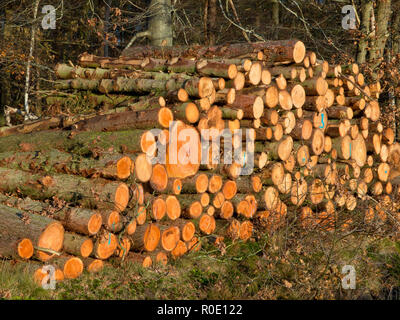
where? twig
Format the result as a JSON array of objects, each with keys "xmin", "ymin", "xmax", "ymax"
[
  {"xmin": 34, "ymin": 246, "xmax": 62, "ymax": 256},
  {"xmin": 124, "ymin": 30, "xmax": 150, "ymax": 51},
  {"xmin": 217, "ymin": 0, "xmax": 265, "ymax": 42},
  {"xmin": 227, "ymin": 0, "xmax": 251, "ymax": 43},
  {"xmin": 338, "ymin": 73, "xmax": 377, "ymax": 102}
]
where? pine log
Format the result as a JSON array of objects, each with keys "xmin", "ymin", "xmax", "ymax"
[
  {"xmin": 121, "ymin": 40, "xmax": 306, "ymax": 64},
  {"xmin": 0, "ymin": 167, "xmax": 130, "ymax": 213},
  {"xmin": 0, "ymin": 203, "xmax": 64, "ymax": 261}
]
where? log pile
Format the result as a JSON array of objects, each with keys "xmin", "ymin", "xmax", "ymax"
[{"xmin": 1, "ymin": 39, "xmax": 400, "ymax": 286}]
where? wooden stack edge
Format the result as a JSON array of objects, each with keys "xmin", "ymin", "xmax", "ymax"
[{"xmin": 0, "ymin": 39, "xmax": 399, "ymax": 285}]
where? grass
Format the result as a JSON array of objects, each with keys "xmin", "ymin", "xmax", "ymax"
[{"xmin": 2, "ymin": 227, "xmax": 400, "ymax": 300}]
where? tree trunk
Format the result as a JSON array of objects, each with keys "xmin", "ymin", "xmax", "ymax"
[
  {"xmin": 0, "ymin": 167, "xmax": 130, "ymax": 213},
  {"xmin": 121, "ymin": 40, "xmax": 306, "ymax": 64},
  {"xmin": 23, "ymin": 0, "xmax": 40, "ymax": 116},
  {"xmin": 148, "ymin": 0, "xmax": 173, "ymax": 46},
  {"xmin": 393, "ymin": 10, "xmax": 400, "ymax": 54},
  {"xmin": 270, "ymin": 0, "xmax": 279, "ymax": 25},
  {"xmin": 357, "ymin": 0, "xmax": 374, "ymax": 64},
  {"xmin": 208, "ymin": 0, "xmax": 217, "ymax": 45},
  {"xmin": 0, "ymin": 203, "xmax": 64, "ymax": 261},
  {"xmin": 369, "ymin": 0, "xmax": 392, "ymax": 74}
]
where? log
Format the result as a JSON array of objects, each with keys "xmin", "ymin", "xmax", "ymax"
[
  {"xmin": 0, "ymin": 194, "xmax": 99, "ymax": 238},
  {"xmin": 166, "ymin": 121, "xmax": 201, "ymax": 178},
  {"xmin": 63, "ymin": 232, "xmax": 93, "ymax": 258},
  {"xmin": 294, "ymin": 77, "xmax": 328, "ymax": 96},
  {"xmin": 171, "ymin": 240, "xmax": 188, "ymax": 259},
  {"xmin": 254, "ymin": 136, "xmax": 293, "ymax": 161},
  {"xmin": 225, "ymin": 72, "xmax": 245, "ymax": 90},
  {"xmin": 290, "ymin": 118, "xmax": 313, "ymax": 140},
  {"xmin": 196, "ymin": 60, "xmax": 238, "ymax": 79},
  {"xmin": 158, "ymin": 225, "xmax": 180, "ymax": 251},
  {"xmin": 126, "ymin": 252, "xmax": 153, "ymax": 267},
  {"xmin": 82, "ymin": 258, "xmax": 104, "ymax": 273},
  {"xmin": 259, "ymin": 162, "xmax": 285, "ymax": 186},
  {"xmin": 0, "ymin": 149, "xmax": 133, "ymax": 180},
  {"xmin": 0, "ymin": 203, "xmax": 64, "ymax": 261},
  {"xmin": 229, "ymin": 95, "xmax": 264, "ymax": 119},
  {"xmin": 129, "ymin": 223, "xmax": 161, "ymax": 252},
  {"xmin": 161, "ymin": 219, "xmax": 196, "ymax": 242},
  {"xmin": 50, "ymin": 255, "xmax": 84, "ymax": 279},
  {"xmin": 121, "ymin": 40, "xmax": 306, "ymax": 64},
  {"xmin": 0, "ymin": 167, "xmax": 130, "ymax": 213},
  {"xmin": 73, "ymin": 107, "xmax": 174, "ymax": 132},
  {"xmin": 305, "ymin": 128, "xmax": 325, "ymax": 155}
]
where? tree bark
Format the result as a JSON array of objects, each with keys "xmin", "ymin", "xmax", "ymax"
[
  {"xmin": 0, "ymin": 167, "xmax": 130, "ymax": 212},
  {"xmin": 270, "ymin": 0, "xmax": 279, "ymax": 25},
  {"xmin": 23, "ymin": 0, "xmax": 40, "ymax": 117},
  {"xmin": 0, "ymin": 203, "xmax": 64, "ymax": 261},
  {"xmin": 148, "ymin": 0, "xmax": 173, "ymax": 46},
  {"xmin": 357, "ymin": 0, "xmax": 374, "ymax": 64},
  {"xmin": 121, "ymin": 40, "xmax": 306, "ymax": 64},
  {"xmin": 369, "ymin": 0, "xmax": 392, "ymax": 73},
  {"xmin": 208, "ymin": 0, "xmax": 217, "ymax": 45}
]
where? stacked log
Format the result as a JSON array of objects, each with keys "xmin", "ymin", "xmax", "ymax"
[{"xmin": 1, "ymin": 39, "xmax": 399, "ymax": 285}]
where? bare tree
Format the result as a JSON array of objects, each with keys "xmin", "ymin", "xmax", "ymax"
[
  {"xmin": 392, "ymin": 9, "xmax": 400, "ymax": 54},
  {"xmin": 270, "ymin": 0, "xmax": 279, "ymax": 26},
  {"xmin": 207, "ymin": 0, "xmax": 217, "ymax": 45},
  {"xmin": 369, "ymin": 0, "xmax": 392, "ymax": 71},
  {"xmin": 125, "ymin": 0, "xmax": 173, "ymax": 49},
  {"xmin": 23, "ymin": 0, "xmax": 40, "ymax": 121},
  {"xmin": 357, "ymin": 0, "xmax": 374, "ymax": 64}
]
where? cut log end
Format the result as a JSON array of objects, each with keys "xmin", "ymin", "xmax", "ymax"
[
  {"xmin": 81, "ymin": 239, "xmax": 94, "ymax": 258},
  {"xmin": 161, "ymin": 226, "xmax": 180, "ymax": 251},
  {"xmin": 114, "ymin": 183, "xmax": 130, "ymax": 212},
  {"xmin": 199, "ymin": 214, "xmax": 216, "ymax": 235},
  {"xmin": 182, "ymin": 221, "xmax": 196, "ymax": 242},
  {"xmin": 37, "ymin": 222, "xmax": 65, "ymax": 262},
  {"xmin": 155, "ymin": 251, "xmax": 168, "ymax": 266},
  {"xmin": 150, "ymin": 164, "xmax": 168, "ymax": 192},
  {"xmin": 177, "ymin": 88, "xmax": 189, "ymax": 102},
  {"xmin": 87, "ymin": 259, "xmax": 104, "ymax": 273},
  {"xmin": 166, "ymin": 195, "xmax": 181, "ymax": 220},
  {"xmin": 188, "ymin": 201, "xmax": 203, "ymax": 219},
  {"xmin": 152, "ymin": 197, "xmax": 167, "ymax": 220},
  {"xmin": 96, "ymin": 233, "xmax": 118, "ymax": 259},
  {"xmin": 196, "ymin": 173, "xmax": 209, "ymax": 193},
  {"xmin": 135, "ymin": 153, "xmax": 153, "ymax": 183},
  {"xmin": 18, "ymin": 238, "xmax": 34, "ymax": 259},
  {"xmin": 293, "ymin": 41, "xmax": 306, "ymax": 64},
  {"xmin": 222, "ymin": 180, "xmax": 237, "ymax": 200},
  {"xmin": 171, "ymin": 240, "xmax": 188, "ymax": 258},
  {"xmin": 209, "ymin": 174, "xmax": 223, "ymax": 193},
  {"xmin": 185, "ymin": 102, "xmax": 200, "ymax": 123},
  {"xmin": 116, "ymin": 156, "xmax": 133, "ymax": 180},
  {"xmin": 198, "ymin": 77, "xmax": 215, "ymax": 98},
  {"xmin": 239, "ymin": 221, "xmax": 253, "ymax": 241},
  {"xmin": 63, "ymin": 257, "xmax": 84, "ymax": 279},
  {"xmin": 141, "ymin": 131, "xmax": 156, "ymax": 157},
  {"xmin": 88, "ymin": 213, "xmax": 103, "ymax": 235},
  {"xmin": 220, "ymin": 201, "xmax": 234, "ymax": 219},
  {"xmin": 144, "ymin": 224, "xmax": 161, "ymax": 252},
  {"xmin": 291, "ymin": 84, "xmax": 306, "ymax": 109},
  {"xmin": 158, "ymin": 107, "xmax": 174, "ymax": 128},
  {"xmin": 278, "ymin": 136, "xmax": 293, "ymax": 161}
]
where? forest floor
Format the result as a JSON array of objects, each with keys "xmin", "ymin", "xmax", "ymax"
[{"xmin": 1, "ymin": 227, "xmax": 400, "ymax": 300}]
